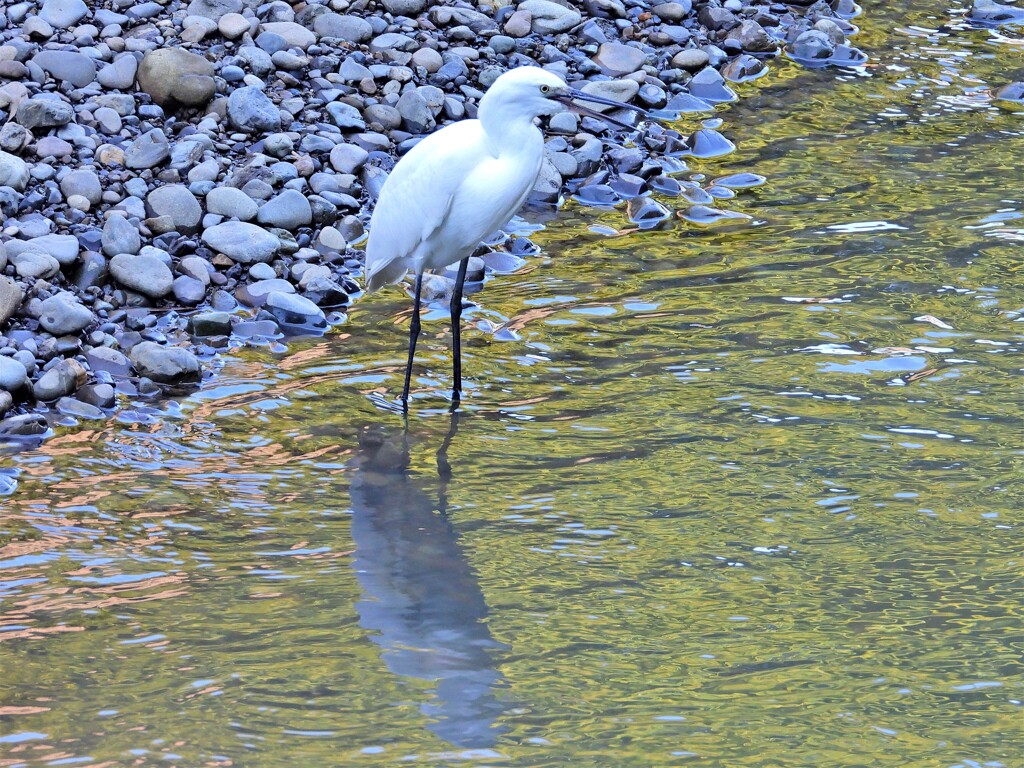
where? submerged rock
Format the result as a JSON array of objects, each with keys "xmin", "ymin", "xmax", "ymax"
[{"xmin": 129, "ymin": 342, "xmax": 201, "ymax": 384}]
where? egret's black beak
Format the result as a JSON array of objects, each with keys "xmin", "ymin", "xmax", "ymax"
[{"xmin": 557, "ymin": 88, "xmax": 653, "ymax": 131}]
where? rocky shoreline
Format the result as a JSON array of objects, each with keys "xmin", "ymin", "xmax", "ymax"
[{"xmin": 0, "ymin": 0, "xmax": 876, "ymax": 447}]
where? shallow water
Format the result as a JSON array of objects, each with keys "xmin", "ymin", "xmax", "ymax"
[{"xmin": 2, "ymin": 2, "xmax": 1023, "ymax": 766}]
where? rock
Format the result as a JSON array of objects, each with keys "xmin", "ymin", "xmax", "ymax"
[
  {"xmin": 39, "ymin": 0, "xmax": 89, "ymax": 28},
  {"xmin": 518, "ymin": 0, "xmax": 581, "ymax": 34},
  {"xmin": 412, "ymin": 47, "xmax": 444, "ymax": 72},
  {"xmin": 326, "ymin": 101, "xmax": 366, "ymax": 130},
  {"xmin": 0, "ymin": 413, "xmax": 48, "ymax": 436},
  {"xmin": 672, "ymin": 48, "xmax": 710, "ymax": 71},
  {"xmin": 102, "ymin": 216, "xmax": 141, "ymax": 257},
  {"xmin": 97, "ymin": 54, "xmax": 138, "ymax": 90},
  {"xmin": 31, "ymin": 50, "xmax": 96, "ymax": 87},
  {"xmin": 0, "ymin": 150, "xmax": 29, "ymax": 191},
  {"xmin": 315, "ymin": 13, "xmax": 371, "ymax": 42},
  {"xmin": 147, "ymin": 185, "xmax": 202, "ymax": 233},
  {"xmin": 137, "ymin": 48, "xmax": 217, "ymax": 108},
  {"xmin": 575, "ymin": 79, "xmax": 640, "ymax": 112},
  {"xmin": 60, "ymin": 170, "xmax": 102, "ymax": 206},
  {"xmin": 128, "ymin": 341, "xmax": 201, "ymax": 384},
  {"xmin": 260, "ymin": 21, "xmax": 316, "ymax": 50},
  {"xmin": 76, "ymin": 382, "xmax": 115, "ymax": 409},
  {"xmin": 256, "ymin": 189, "xmax": 312, "ymax": 230},
  {"xmin": 731, "ymin": 20, "xmax": 775, "ymax": 52},
  {"xmin": 37, "ymin": 292, "xmax": 93, "ymax": 335},
  {"xmin": 504, "ymin": 10, "xmax": 532, "ymax": 37},
  {"xmin": 186, "ymin": 0, "xmax": 242, "ymax": 20},
  {"xmin": 173, "ymin": 275, "xmax": 206, "ymax": 304},
  {"xmin": 206, "ymin": 186, "xmax": 259, "ymax": 220},
  {"xmin": 56, "ymin": 397, "xmax": 105, "ymax": 420},
  {"xmin": 382, "ymin": 0, "xmax": 426, "ymax": 15},
  {"xmin": 265, "ymin": 291, "xmax": 327, "ymax": 333},
  {"xmin": 995, "ymin": 81, "xmax": 1024, "ymax": 103},
  {"xmin": 27, "ymin": 234, "xmax": 78, "ymax": 266},
  {"xmin": 202, "ymin": 221, "xmax": 279, "ymax": 263},
  {"xmin": 190, "ymin": 311, "xmax": 233, "ymax": 336},
  {"xmin": 0, "ymin": 123, "xmax": 30, "ymax": 153},
  {"xmin": 124, "ymin": 128, "xmax": 170, "ymax": 169},
  {"xmin": 396, "ymin": 89, "xmax": 435, "ymax": 133},
  {"xmin": 790, "ymin": 30, "xmax": 835, "ymax": 60},
  {"xmin": 969, "ymin": 0, "xmax": 1024, "ymax": 24},
  {"xmin": 0, "ymin": 356, "xmax": 28, "ymax": 391},
  {"xmin": 329, "ymin": 143, "xmax": 369, "ymax": 174},
  {"xmin": 593, "ymin": 42, "xmax": 645, "ymax": 76},
  {"xmin": 15, "ymin": 97, "xmax": 74, "ymax": 130},
  {"xmin": 687, "ymin": 66, "xmax": 737, "ymax": 103},
  {"xmin": 33, "ymin": 358, "xmax": 87, "ymax": 402},
  {"xmin": 10, "ymin": 250, "xmax": 60, "ymax": 279},
  {"xmin": 237, "ymin": 278, "xmax": 293, "ymax": 307},
  {"xmin": 228, "ymin": 86, "xmax": 281, "ymax": 134},
  {"xmin": 0, "ymin": 277, "xmax": 23, "ymax": 327},
  {"xmin": 85, "ymin": 346, "xmax": 130, "ymax": 376},
  {"xmin": 109, "ymin": 253, "xmax": 174, "ymax": 298},
  {"xmin": 653, "ymin": 2, "xmax": 691, "ymax": 21},
  {"xmin": 218, "ymin": 12, "xmax": 250, "ymax": 38}
]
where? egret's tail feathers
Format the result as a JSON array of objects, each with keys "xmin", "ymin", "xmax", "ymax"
[{"xmin": 364, "ymin": 258, "xmax": 409, "ymax": 293}]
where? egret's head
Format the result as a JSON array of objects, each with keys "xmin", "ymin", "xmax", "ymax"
[{"xmin": 482, "ymin": 66, "xmax": 650, "ymax": 129}]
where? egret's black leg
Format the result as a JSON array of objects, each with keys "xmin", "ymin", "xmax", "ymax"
[
  {"xmin": 402, "ymin": 272, "xmax": 424, "ymax": 412},
  {"xmin": 449, "ymin": 256, "xmax": 470, "ymax": 408}
]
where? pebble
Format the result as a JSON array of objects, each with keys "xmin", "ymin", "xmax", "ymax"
[
  {"xmin": 207, "ymin": 187, "xmax": 259, "ymax": 220},
  {"xmin": 202, "ymin": 221, "xmax": 280, "ymax": 263},
  {"xmin": 128, "ymin": 341, "xmax": 200, "ymax": 384},
  {"xmin": 31, "ymin": 50, "xmax": 96, "ymax": 88},
  {"xmin": 109, "ymin": 253, "xmax": 175, "ymax": 298},
  {"xmin": 147, "ymin": 185, "xmax": 203, "ymax": 233},
  {"xmin": 593, "ymin": 43, "xmax": 645, "ymax": 77},
  {"xmin": 257, "ymin": 189, "xmax": 312, "ymax": 230},
  {"xmin": 61, "ymin": 170, "xmax": 102, "ymax": 206},
  {"xmin": 228, "ymin": 86, "xmax": 282, "ymax": 134},
  {"xmin": 0, "ymin": 278, "xmax": 23, "ymax": 326},
  {"xmin": 265, "ymin": 291, "xmax": 328, "ymax": 334},
  {"xmin": 0, "ymin": 356, "xmax": 28, "ymax": 392},
  {"xmin": 33, "ymin": 358, "xmax": 86, "ymax": 402},
  {"xmin": 102, "ymin": 215, "xmax": 142, "ymax": 257},
  {"xmin": 124, "ymin": 128, "xmax": 171, "ymax": 169},
  {"xmin": 519, "ymin": 0, "xmax": 581, "ymax": 35},
  {"xmin": 16, "ymin": 97, "xmax": 75, "ymax": 130},
  {"xmin": 0, "ymin": 150, "xmax": 30, "ymax": 191},
  {"xmin": 97, "ymin": 54, "xmax": 139, "ymax": 90},
  {"xmin": 39, "ymin": 0, "xmax": 89, "ymax": 28},
  {"xmin": 37, "ymin": 292, "xmax": 93, "ymax": 336}
]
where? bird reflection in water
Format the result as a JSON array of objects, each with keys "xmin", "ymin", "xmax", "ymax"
[{"xmin": 347, "ymin": 413, "xmax": 508, "ymax": 748}]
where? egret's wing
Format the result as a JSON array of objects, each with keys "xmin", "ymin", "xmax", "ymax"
[{"xmin": 364, "ymin": 122, "xmax": 484, "ymax": 291}]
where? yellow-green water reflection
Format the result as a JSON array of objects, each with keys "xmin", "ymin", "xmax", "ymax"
[{"xmin": 2, "ymin": 2, "xmax": 1022, "ymax": 766}]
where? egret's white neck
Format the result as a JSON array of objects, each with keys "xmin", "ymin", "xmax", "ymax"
[{"xmin": 478, "ymin": 93, "xmax": 542, "ymax": 157}]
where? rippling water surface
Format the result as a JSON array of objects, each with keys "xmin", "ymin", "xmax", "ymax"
[{"xmin": 2, "ymin": 3, "xmax": 1022, "ymax": 766}]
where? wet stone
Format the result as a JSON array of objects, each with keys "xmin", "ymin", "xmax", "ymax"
[
  {"xmin": 129, "ymin": 341, "xmax": 200, "ymax": 384},
  {"xmin": 37, "ymin": 292, "xmax": 93, "ymax": 335},
  {"xmin": 264, "ymin": 291, "xmax": 327, "ymax": 334},
  {"xmin": 202, "ymin": 221, "xmax": 280, "ymax": 264},
  {"xmin": 190, "ymin": 311, "xmax": 233, "ymax": 336},
  {"xmin": 109, "ymin": 253, "xmax": 174, "ymax": 298},
  {"xmin": 16, "ymin": 97, "xmax": 74, "ymax": 131},
  {"xmin": 34, "ymin": 358, "xmax": 87, "ymax": 402},
  {"xmin": 680, "ymin": 205, "xmax": 752, "ymax": 225},
  {"xmin": 0, "ymin": 356, "xmax": 28, "ymax": 391},
  {"xmin": 56, "ymin": 397, "xmax": 105, "ymax": 420}
]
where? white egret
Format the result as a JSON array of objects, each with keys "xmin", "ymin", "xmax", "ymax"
[{"xmin": 363, "ymin": 66, "xmax": 649, "ymax": 411}]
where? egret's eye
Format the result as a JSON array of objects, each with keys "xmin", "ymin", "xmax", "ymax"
[{"xmin": 540, "ymin": 85, "xmax": 551, "ymax": 95}]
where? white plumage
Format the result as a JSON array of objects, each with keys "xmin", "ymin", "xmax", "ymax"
[{"xmin": 362, "ymin": 66, "xmax": 647, "ymax": 410}]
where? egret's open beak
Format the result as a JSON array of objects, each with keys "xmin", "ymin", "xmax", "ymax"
[{"xmin": 557, "ymin": 88, "xmax": 652, "ymax": 131}]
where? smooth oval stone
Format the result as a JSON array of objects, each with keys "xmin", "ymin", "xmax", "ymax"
[
  {"xmin": 678, "ymin": 205, "xmax": 753, "ymax": 225},
  {"xmin": 714, "ymin": 172, "xmax": 767, "ymax": 189}
]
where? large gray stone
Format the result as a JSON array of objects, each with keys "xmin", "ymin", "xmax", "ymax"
[
  {"xmin": 382, "ymin": 0, "xmax": 427, "ymax": 15},
  {"xmin": 265, "ymin": 291, "xmax": 327, "ymax": 333},
  {"xmin": 0, "ymin": 356, "xmax": 28, "ymax": 391},
  {"xmin": 314, "ymin": 13, "xmax": 372, "ymax": 42},
  {"xmin": 37, "ymin": 291, "xmax": 93, "ymax": 335},
  {"xmin": 136, "ymin": 48, "xmax": 217, "ymax": 108},
  {"xmin": 146, "ymin": 185, "xmax": 202, "ymax": 233},
  {"xmin": 60, "ymin": 170, "xmax": 102, "ymax": 205},
  {"xmin": 129, "ymin": 341, "xmax": 200, "ymax": 383},
  {"xmin": 109, "ymin": 253, "xmax": 174, "ymax": 298},
  {"xmin": 39, "ymin": 0, "xmax": 89, "ymax": 28},
  {"xmin": 186, "ymin": 0, "xmax": 242, "ymax": 20},
  {"xmin": 228, "ymin": 86, "xmax": 281, "ymax": 134},
  {"xmin": 202, "ymin": 221, "xmax": 279, "ymax": 263},
  {"xmin": 0, "ymin": 277, "xmax": 22, "ymax": 327},
  {"xmin": 124, "ymin": 128, "xmax": 170, "ymax": 169},
  {"xmin": 97, "ymin": 54, "xmax": 139, "ymax": 90},
  {"xmin": 102, "ymin": 215, "xmax": 141, "ymax": 256},
  {"xmin": 257, "ymin": 189, "xmax": 312, "ymax": 230},
  {"xmin": 33, "ymin": 359, "xmax": 86, "ymax": 401},
  {"xmin": 260, "ymin": 21, "xmax": 315, "ymax": 50},
  {"xmin": 206, "ymin": 186, "xmax": 258, "ymax": 220},
  {"xmin": 593, "ymin": 42, "xmax": 645, "ymax": 76},
  {"xmin": 31, "ymin": 50, "xmax": 96, "ymax": 87},
  {"xmin": 0, "ymin": 150, "xmax": 29, "ymax": 191},
  {"xmin": 26, "ymin": 234, "xmax": 79, "ymax": 266},
  {"xmin": 575, "ymin": 79, "xmax": 640, "ymax": 112},
  {"xmin": 518, "ymin": 0, "xmax": 581, "ymax": 34},
  {"xmin": 15, "ymin": 97, "xmax": 75, "ymax": 130}
]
